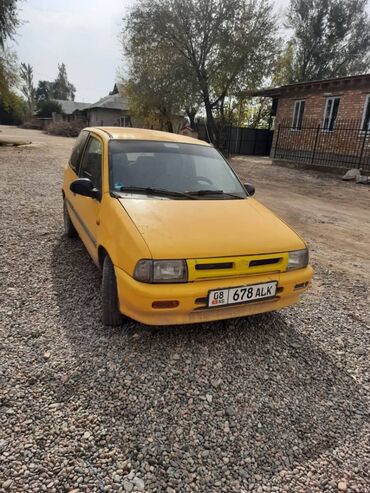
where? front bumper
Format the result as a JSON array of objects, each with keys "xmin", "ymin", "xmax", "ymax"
[{"xmin": 115, "ymin": 266, "xmax": 313, "ymax": 326}]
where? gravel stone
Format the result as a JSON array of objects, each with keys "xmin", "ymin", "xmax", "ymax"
[
  {"xmin": 132, "ymin": 477, "xmax": 144, "ymax": 491},
  {"xmin": 123, "ymin": 480, "xmax": 134, "ymax": 492}
]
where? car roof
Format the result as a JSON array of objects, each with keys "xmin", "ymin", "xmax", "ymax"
[{"xmin": 85, "ymin": 126, "xmax": 211, "ymax": 146}]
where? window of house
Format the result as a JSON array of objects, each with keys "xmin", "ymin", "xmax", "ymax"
[
  {"xmin": 119, "ymin": 116, "xmax": 130, "ymax": 127},
  {"xmin": 361, "ymin": 95, "xmax": 370, "ymax": 132},
  {"xmin": 323, "ymin": 97, "xmax": 340, "ymax": 131},
  {"xmin": 69, "ymin": 130, "xmax": 89, "ymax": 174},
  {"xmin": 79, "ymin": 136, "xmax": 102, "ymax": 190},
  {"xmin": 292, "ymin": 100, "xmax": 305, "ymax": 130}
]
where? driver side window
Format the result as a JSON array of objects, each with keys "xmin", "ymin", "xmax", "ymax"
[{"xmin": 79, "ymin": 136, "xmax": 102, "ymax": 190}]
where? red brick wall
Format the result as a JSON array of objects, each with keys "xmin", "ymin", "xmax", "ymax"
[
  {"xmin": 275, "ymin": 88, "xmax": 369, "ymax": 125},
  {"xmin": 271, "ymin": 86, "xmax": 370, "ymax": 165}
]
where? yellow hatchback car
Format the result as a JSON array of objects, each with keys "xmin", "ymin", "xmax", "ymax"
[{"xmin": 63, "ymin": 127, "xmax": 313, "ymax": 326}]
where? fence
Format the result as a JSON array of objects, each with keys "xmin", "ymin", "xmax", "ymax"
[
  {"xmin": 196, "ymin": 123, "xmax": 273, "ymax": 157},
  {"xmin": 273, "ymin": 119, "xmax": 370, "ymax": 172}
]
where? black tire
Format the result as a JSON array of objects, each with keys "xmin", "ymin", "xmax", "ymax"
[
  {"xmin": 102, "ymin": 255, "xmax": 123, "ymax": 327},
  {"xmin": 63, "ymin": 199, "xmax": 77, "ymax": 238}
]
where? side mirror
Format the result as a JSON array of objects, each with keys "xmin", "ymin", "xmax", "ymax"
[
  {"xmin": 244, "ymin": 183, "xmax": 255, "ymax": 196},
  {"xmin": 70, "ymin": 178, "xmax": 100, "ymax": 199}
]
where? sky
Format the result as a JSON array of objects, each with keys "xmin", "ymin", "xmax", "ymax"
[{"xmin": 11, "ymin": 0, "xmax": 297, "ymax": 102}]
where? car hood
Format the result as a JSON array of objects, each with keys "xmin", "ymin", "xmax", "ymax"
[{"xmin": 118, "ymin": 197, "xmax": 305, "ymax": 259}]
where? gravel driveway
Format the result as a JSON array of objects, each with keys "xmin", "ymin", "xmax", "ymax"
[{"xmin": 0, "ymin": 126, "xmax": 369, "ymax": 493}]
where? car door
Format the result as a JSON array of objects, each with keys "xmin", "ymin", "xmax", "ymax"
[
  {"xmin": 72, "ymin": 134, "xmax": 103, "ymax": 263},
  {"xmin": 64, "ymin": 129, "xmax": 89, "ymax": 227}
]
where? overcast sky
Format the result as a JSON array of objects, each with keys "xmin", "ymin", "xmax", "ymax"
[{"xmin": 12, "ymin": 0, "xmax": 297, "ymax": 102}]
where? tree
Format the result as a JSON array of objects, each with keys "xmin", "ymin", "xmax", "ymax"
[
  {"xmin": 35, "ymin": 80, "xmax": 54, "ymax": 103},
  {"xmin": 123, "ymin": 0, "xmax": 278, "ymax": 146},
  {"xmin": 36, "ymin": 100, "xmax": 62, "ymax": 118},
  {"xmin": 0, "ymin": 0, "xmax": 25, "ymax": 125},
  {"xmin": 0, "ymin": 0, "xmax": 20, "ymax": 47},
  {"xmin": 124, "ymin": 37, "xmax": 201, "ymax": 132},
  {"xmin": 52, "ymin": 63, "xmax": 76, "ymax": 100},
  {"xmin": 284, "ymin": 0, "xmax": 370, "ymax": 82},
  {"xmin": 20, "ymin": 62, "xmax": 36, "ymax": 119},
  {"xmin": 0, "ymin": 89, "xmax": 26, "ymax": 124},
  {"xmin": 0, "ymin": 46, "xmax": 17, "ymax": 96}
]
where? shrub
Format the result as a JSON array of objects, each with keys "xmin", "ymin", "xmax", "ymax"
[
  {"xmin": 37, "ymin": 100, "xmax": 63, "ymax": 117},
  {"xmin": 46, "ymin": 121, "xmax": 83, "ymax": 137},
  {"xmin": 19, "ymin": 120, "xmax": 43, "ymax": 130}
]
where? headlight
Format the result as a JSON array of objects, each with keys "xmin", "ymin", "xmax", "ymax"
[
  {"xmin": 287, "ymin": 249, "xmax": 309, "ymax": 271},
  {"xmin": 134, "ymin": 259, "xmax": 188, "ymax": 283}
]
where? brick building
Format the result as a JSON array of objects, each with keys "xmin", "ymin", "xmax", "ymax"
[{"xmin": 253, "ymin": 74, "xmax": 370, "ymax": 172}]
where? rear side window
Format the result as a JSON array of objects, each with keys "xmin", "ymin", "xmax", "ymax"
[{"xmin": 69, "ymin": 130, "xmax": 89, "ymax": 173}]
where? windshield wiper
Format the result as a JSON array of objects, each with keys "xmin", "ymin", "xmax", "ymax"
[
  {"xmin": 186, "ymin": 190, "xmax": 244, "ymax": 199},
  {"xmin": 119, "ymin": 186, "xmax": 197, "ymax": 200}
]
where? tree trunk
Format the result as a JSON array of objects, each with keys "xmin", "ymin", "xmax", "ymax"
[
  {"xmin": 203, "ymin": 90, "xmax": 219, "ymax": 147},
  {"xmin": 185, "ymin": 108, "xmax": 196, "ymax": 128},
  {"xmin": 166, "ymin": 119, "xmax": 173, "ymax": 133}
]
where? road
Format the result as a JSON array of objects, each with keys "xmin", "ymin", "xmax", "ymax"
[{"xmin": 0, "ymin": 126, "xmax": 369, "ymax": 492}]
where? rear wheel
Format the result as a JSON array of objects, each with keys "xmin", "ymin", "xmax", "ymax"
[
  {"xmin": 102, "ymin": 255, "xmax": 123, "ymax": 327},
  {"xmin": 63, "ymin": 199, "xmax": 77, "ymax": 238}
]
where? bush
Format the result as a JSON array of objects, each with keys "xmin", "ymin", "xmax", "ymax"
[
  {"xmin": 37, "ymin": 100, "xmax": 63, "ymax": 117},
  {"xmin": 19, "ymin": 120, "xmax": 43, "ymax": 130},
  {"xmin": 0, "ymin": 91, "xmax": 26, "ymax": 125},
  {"xmin": 46, "ymin": 121, "xmax": 83, "ymax": 137}
]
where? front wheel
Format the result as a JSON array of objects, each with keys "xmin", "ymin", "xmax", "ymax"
[{"xmin": 102, "ymin": 256, "xmax": 123, "ymax": 327}]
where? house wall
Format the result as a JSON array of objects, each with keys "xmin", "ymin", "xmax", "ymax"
[
  {"xmin": 275, "ymin": 88, "xmax": 369, "ymax": 124},
  {"xmin": 88, "ymin": 109, "xmax": 128, "ymax": 127},
  {"xmin": 271, "ymin": 83, "xmax": 370, "ymax": 168}
]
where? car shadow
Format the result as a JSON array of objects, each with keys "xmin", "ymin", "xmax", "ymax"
[{"xmin": 49, "ymin": 234, "xmax": 368, "ymax": 483}]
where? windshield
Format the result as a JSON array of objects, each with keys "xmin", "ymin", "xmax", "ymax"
[{"xmin": 109, "ymin": 140, "xmax": 246, "ymax": 199}]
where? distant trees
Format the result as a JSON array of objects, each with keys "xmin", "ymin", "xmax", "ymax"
[
  {"xmin": 279, "ymin": 0, "xmax": 370, "ymax": 83},
  {"xmin": 20, "ymin": 63, "xmax": 36, "ymax": 119},
  {"xmin": 35, "ymin": 80, "xmax": 53, "ymax": 104},
  {"xmin": 0, "ymin": 1, "xmax": 25, "ymax": 124},
  {"xmin": 36, "ymin": 100, "xmax": 62, "ymax": 118},
  {"xmin": 124, "ymin": 42, "xmax": 200, "ymax": 132},
  {"xmin": 52, "ymin": 63, "xmax": 76, "ymax": 100},
  {"xmin": 35, "ymin": 64, "xmax": 76, "ymax": 103},
  {"xmin": 0, "ymin": 0, "xmax": 20, "ymax": 47},
  {"xmin": 123, "ymin": 0, "xmax": 279, "ymax": 144}
]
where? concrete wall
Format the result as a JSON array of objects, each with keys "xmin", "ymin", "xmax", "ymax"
[{"xmin": 88, "ymin": 109, "xmax": 127, "ymax": 127}]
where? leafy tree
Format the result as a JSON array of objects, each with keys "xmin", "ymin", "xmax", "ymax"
[
  {"xmin": 35, "ymin": 80, "xmax": 54, "ymax": 103},
  {"xmin": 36, "ymin": 100, "xmax": 62, "ymax": 118},
  {"xmin": 123, "ymin": 0, "xmax": 278, "ymax": 146},
  {"xmin": 272, "ymin": 42, "xmax": 295, "ymax": 86},
  {"xmin": 20, "ymin": 62, "xmax": 36, "ymax": 119},
  {"xmin": 0, "ymin": 89, "xmax": 26, "ymax": 124},
  {"xmin": 285, "ymin": 0, "xmax": 370, "ymax": 82},
  {"xmin": 0, "ymin": 47, "xmax": 24, "ymax": 125},
  {"xmin": 124, "ymin": 39, "xmax": 201, "ymax": 132},
  {"xmin": 0, "ymin": 0, "xmax": 25, "ymax": 125},
  {"xmin": 52, "ymin": 63, "xmax": 76, "ymax": 100},
  {"xmin": 0, "ymin": 0, "xmax": 20, "ymax": 47},
  {"xmin": 0, "ymin": 46, "xmax": 17, "ymax": 96}
]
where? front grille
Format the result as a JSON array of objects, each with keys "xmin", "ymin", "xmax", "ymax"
[
  {"xmin": 195, "ymin": 262, "xmax": 233, "ymax": 270},
  {"xmin": 249, "ymin": 257, "xmax": 281, "ymax": 267},
  {"xmin": 187, "ymin": 253, "xmax": 288, "ymax": 281}
]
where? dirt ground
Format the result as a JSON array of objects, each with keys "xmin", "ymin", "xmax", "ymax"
[
  {"xmin": 0, "ymin": 125, "xmax": 369, "ymax": 492},
  {"xmin": 231, "ymin": 156, "xmax": 370, "ymax": 284}
]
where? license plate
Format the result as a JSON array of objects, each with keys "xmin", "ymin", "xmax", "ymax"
[{"xmin": 208, "ymin": 281, "xmax": 278, "ymax": 308}]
